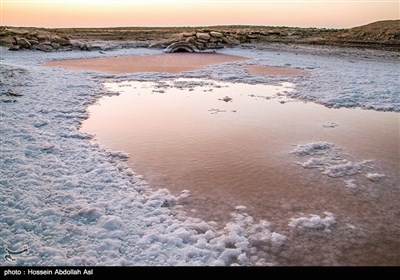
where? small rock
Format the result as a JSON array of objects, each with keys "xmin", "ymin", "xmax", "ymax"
[
  {"xmin": 196, "ymin": 28, "xmax": 211, "ymax": 33},
  {"xmin": 15, "ymin": 37, "xmax": 31, "ymax": 48},
  {"xmin": 221, "ymin": 96, "xmax": 232, "ymax": 102},
  {"xmin": 51, "ymin": 42, "xmax": 60, "ymax": 49},
  {"xmin": 51, "ymin": 35, "xmax": 71, "ymax": 46},
  {"xmin": 41, "ymin": 40, "xmax": 52, "ymax": 46},
  {"xmin": 80, "ymin": 44, "xmax": 90, "ymax": 51},
  {"xmin": 186, "ymin": 37, "xmax": 196, "ymax": 44},
  {"xmin": 28, "ymin": 39, "xmax": 39, "ymax": 45},
  {"xmin": 222, "ymin": 37, "xmax": 240, "ymax": 45},
  {"xmin": 57, "ymin": 37, "xmax": 71, "ymax": 46},
  {"xmin": 206, "ymin": 43, "xmax": 217, "ymax": 49},
  {"xmin": 215, "ymin": 42, "xmax": 224, "ymax": 49},
  {"xmin": 196, "ymin": 32, "xmax": 211, "ymax": 41},
  {"xmin": 323, "ymin": 122, "xmax": 339, "ymax": 128},
  {"xmin": 2, "ymin": 99, "xmax": 17, "ymax": 103},
  {"xmin": 209, "ymin": 37, "xmax": 222, "ymax": 43},
  {"xmin": 0, "ymin": 35, "xmax": 15, "ymax": 46},
  {"xmin": 236, "ymin": 35, "xmax": 249, "ymax": 43},
  {"xmin": 50, "ymin": 35, "xmax": 61, "ymax": 42},
  {"xmin": 195, "ymin": 42, "xmax": 205, "ymax": 50},
  {"xmin": 196, "ymin": 38, "xmax": 209, "ymax": 44},
  {"xmin": 71, "ymin": 42, "xmax": 82, "ymax": 49},
  {"xmin": 8, "ymin": 45, "xmax": 20, "ymax": 51},
  {"xmin": 6, "ymin": 91, "xmax": 23, "ymax": 97},
  {"xmin": 32, "ymin": 44, "xmax": 54, "ymax": 52},
  {"xmin": 9, "ymin": 29, "xmax": 29, "ymax": 36},
  {"xmin": 182, "ymin": 32, "xmax": 195, "ymax": 37},
  {"xmin": 210, "ymin": 31, "xmax": 223, "ymax": 38},
  {"xmin": 36, "ymin": 34, "xmax": 48, "ymax": 42},
  {"xmin": 366, "ymin": 173, "xmax": 385, "ymax": 181}
]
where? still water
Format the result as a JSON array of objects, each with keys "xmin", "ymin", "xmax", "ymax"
[{"xmin": 81, "ymin": 79, "xmax": 399, "ymax": 265}]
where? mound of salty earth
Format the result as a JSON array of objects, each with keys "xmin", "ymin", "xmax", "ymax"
[
  {"xmin": 1, "ymin": 20, "xmax": 399, "ymax": 51},
  {"xmin": 335, "ymin": 20, "xmax": 400, "ymax": 44}
]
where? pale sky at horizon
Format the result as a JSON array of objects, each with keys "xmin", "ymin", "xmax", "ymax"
[{"xmin": 1, "ymin": 0, "xmax": 399, "ymax": 28}]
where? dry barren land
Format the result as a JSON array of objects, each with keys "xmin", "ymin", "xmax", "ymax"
[{"xmin": 1, "ymin": 20, "xmax": 399, "ymax": 52}]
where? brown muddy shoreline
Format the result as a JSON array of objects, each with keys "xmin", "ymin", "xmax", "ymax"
[{"xmin": 1, "ymin": 20, "xmax": 399, "ymax": 52}]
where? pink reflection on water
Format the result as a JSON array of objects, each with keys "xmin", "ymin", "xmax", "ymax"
[{"xmin": 81, "ymin": 79, "xmax": 400, "ymax": 265}]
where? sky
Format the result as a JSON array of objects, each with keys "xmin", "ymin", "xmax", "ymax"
[{"xmin": 1, "ymin": 0, "xmax": 399, "ymax": 28}]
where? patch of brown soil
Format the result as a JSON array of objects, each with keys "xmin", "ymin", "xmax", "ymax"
[{"xmin": 44, "ymin": 53, "xmax": 248, "ymax": 74}]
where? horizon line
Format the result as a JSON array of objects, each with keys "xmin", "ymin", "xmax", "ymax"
[{"xmin": 4, "ymin": 19, "xmax": 398, "ymax": 30}]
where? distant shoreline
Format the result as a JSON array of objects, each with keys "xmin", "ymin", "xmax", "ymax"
[{"xmin": 1, "ymin": 20, "xmax": 399, "ymax": 52}]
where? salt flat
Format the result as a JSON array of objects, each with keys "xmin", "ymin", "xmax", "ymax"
[{"xmin": 1, "ymin": 45, "xmax": 399, "ymax": 265}]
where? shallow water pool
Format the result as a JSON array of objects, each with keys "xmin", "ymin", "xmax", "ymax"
[{"xmin": 81, "ymin": 78, "xmax": 399, "ymax": 265}]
